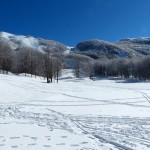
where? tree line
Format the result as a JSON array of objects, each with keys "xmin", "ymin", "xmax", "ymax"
[
  {"xmin": 1, "ymin": 40, "xmax": 150, "ymax": 82},
  {"xmin": 66, "ymin": 53, "xmax": 150, "ymax": 80},
  {"xmin": 94, "ymin": 56, "xmax": 150, "ymax": 80},
  {"xmin": 0, "ymin": 41, "xmax": 63, "ymax": 83}
]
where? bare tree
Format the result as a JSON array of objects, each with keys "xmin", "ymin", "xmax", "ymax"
[
  {"xmin": 16, "ymin": 47, "xmax": 30, "ymax": 75},
  {"xmin": 0, "ymin": 41, "xmax": 12, "ymax": 74},
  {"xmin": 53, "ymin": 55, "xmax": 63, "ymax": 83},
  {"xmin": 42, "ymin": 51, "xmax": 54, "ymax": 83},
  {"xmin": 67, "ymin": 53, "xmax": 94, "ymax": 78}
]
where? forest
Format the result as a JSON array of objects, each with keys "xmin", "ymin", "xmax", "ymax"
[{"xmin": 0, "ymin": 40, "xmax": 150, "ymax": 82}]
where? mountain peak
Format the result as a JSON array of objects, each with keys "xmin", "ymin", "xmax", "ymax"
[
  {"xmin": 119, "ymin": 37, "xmax": 150, "ymax": 42},
  {"xmin": 0, "ymin": 31, "xmax": 67, "ymax": 53},
  {"xmin": 0, "ymin": 31, "xmax": 15, "ymax": 39}
]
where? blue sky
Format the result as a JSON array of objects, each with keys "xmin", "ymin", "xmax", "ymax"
[{"xmin": 1, "ymin": 0, "xmax": 150, "ymax": 46}]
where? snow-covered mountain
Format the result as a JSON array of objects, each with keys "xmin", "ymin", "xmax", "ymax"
[
  {"xmin": 1, "ymin": 31, "xmax": 150, "ymax": 59},
  {"xmin": 116, "ymin": 37, "xmax": 150, "ymax": 55},
  {"xmin": 74, "ymin": 38, "xmax": 150, "ymax": 59},
  {"xmin": 74, "ymin": 40, "xmax": 129, "ymax": 59},
  {"xmin": 0, "ymin": 32, "xmax": 68, "ymax": 53}
]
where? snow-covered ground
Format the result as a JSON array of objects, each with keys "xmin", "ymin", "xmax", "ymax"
[{"xmin": 0, "ymin": 71, "xmax": 150, "ymax": 150}]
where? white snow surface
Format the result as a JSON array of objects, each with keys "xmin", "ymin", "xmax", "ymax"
[
  {"xmin": 0, "ymin": 32, "xmax": 42, "ymax": 51},
  {"xmin": 64, "ymin": 46, "xmax": 73, "ymax": 55},
  {"xmin": 0, "ymin": 71, "xmax": 150, "ymax": 150}
]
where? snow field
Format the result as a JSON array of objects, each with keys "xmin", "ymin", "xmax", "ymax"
[{"xmin": 0, "ymin": 73, "xmax": 150, "ymax": 149}]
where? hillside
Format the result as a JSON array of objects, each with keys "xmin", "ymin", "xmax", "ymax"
[
  {"xmin": 116, "ymin": 38, "xmax": 150, "ymax": 55},
  {"xmin": 74, "ymin": 38, "xmax": 150, "ymax": 59},
  {"xmin": 74, "ymin": 40, "xmax": 129, "ymax": 59},
  {"xmin": 0, "ymin": 32, "xmax": 67, "ymax": 53},
  {"xmin": 1, "ymin": 32, "xmax": 150, "ymax": 59}
]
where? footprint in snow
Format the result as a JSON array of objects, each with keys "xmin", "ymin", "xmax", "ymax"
[
  {"xmin": 11, "ymin": 145, "xmax": 18, "ymax": 148},
  {"xmin": 61, "ymin": 135, "xmax": 67, "ymax": 138},
  {"xmin": 70, "ymin": 144, "xmax": 79, "ymax": 147},
  {"xmin": 28, "ymin": 143, "xmax": 37, "ymax": 146},
  {"xmin": 9, "ymin": 137, "xmax": 20, "ymax": 139},
  {"xmin": 56, "ymin": 143, "xmax": 66, "ymax": 146},
  {"xmin": 45, "ymin": 136, "xmax": 51, "ymax": 140},
  {"xmin": 45, "ymin": 136, "xmax": 51, "ymax": 138},
  {"xmin": 2, "ymin": 139, "xmax": 6, "ymax": 142},
  {"xmin": 81, "ymin": 141, "xmax": 89, "ymax": 144},
  {"xmin": 30, "ymin": 137, "xmax": 38, "ymax": 140},
  {"xmin": 22, "ymin": 135, "xmax": 30, "ymax": 138},
  {"xmin": 80, "ymin": 147, "xmax": 94, "ymax": 150},
  {"xmin": 43, "ymin": 145, "xmax": 51, "ymax": 148}
]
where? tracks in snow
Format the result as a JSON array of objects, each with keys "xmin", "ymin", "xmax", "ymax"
[
  {"xmin": 1, "ymin": 76, "xmax": 150, "ymax": 149},
  {"xmin": 71, "ymin": 115, "xmax": 150, "ymax": 150},
  {"xmin": 1, "ymin": 104, "xmax": 150, "ymax": 149}
]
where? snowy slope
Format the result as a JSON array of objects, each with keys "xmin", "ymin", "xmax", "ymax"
[
  {"xmin": 1, "ymin": 31, "xmax": 150, "ymax": 59},
  {"xmin": 0, "ymin": 32, "xmax": 42, "ymax": 51},
  {"xmin": 0, "ymin": 72, "xmax": 150, "ymax": 149},
  {"xmin": 116, "ymin": 37, "xmax": 150, "ymax": 55},
  {"xmin": 74, "ymin": 37, "xmax": 150, "ymax": 59},
  {"xmin": 0, "ymin": 32, "xmax": 67, "ymax": 53}
]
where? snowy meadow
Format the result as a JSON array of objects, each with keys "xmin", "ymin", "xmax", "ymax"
[{"xmin": 0, "ymin": 71, "xmax": 150, "ymax": 150}]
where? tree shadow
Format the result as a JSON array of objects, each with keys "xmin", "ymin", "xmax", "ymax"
[{"xmin": 115, "ymin": 79, "xmax": 148, "ymax": 83}]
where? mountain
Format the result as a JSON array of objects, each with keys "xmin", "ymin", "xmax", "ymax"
[
  {"xmin": 74, "ymin": 40, "xmax": 129, "ymax": 59},
  {"xmin": 1, "ymin": 31, "xmax": 150, "ymax": 59},
  {"xmin": 116, "ymin": 38, "xmax": 150, "ymax": 55},
  {"xmin": 0, "ymin": 32, "xmax": 68, "ymax": 53},
  {"xmin": 74, "ymin": 38, "xmax": 150, "ymax": 59}
]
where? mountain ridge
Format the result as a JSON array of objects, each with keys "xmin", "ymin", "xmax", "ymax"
[
  {"xmin": 1, "ymin": 31, "xmax": 150, "ymax": 59},
  {"xmin": 0, "ymin": 31, "xmax": 68, "ymax": 53}
]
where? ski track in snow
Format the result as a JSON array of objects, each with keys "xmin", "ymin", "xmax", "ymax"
[
  {"xmin": 0, "ymin": 74, "xmax": 150, "ymax": 149},
  {"xmin": 1, "ymin": 105, "xmax": 150, "ymax": 150}
]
